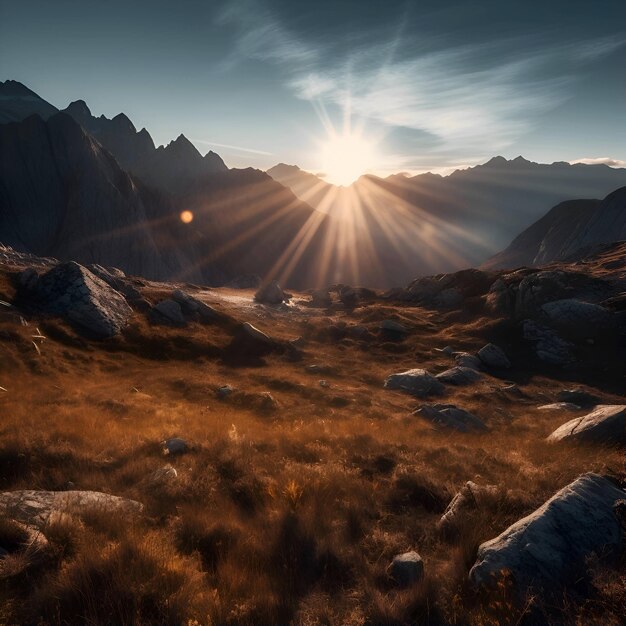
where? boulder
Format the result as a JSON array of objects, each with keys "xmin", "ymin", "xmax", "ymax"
[
  {"xmin": 228, "ymin": 322, "xmax": 276, "ymax": 357},
  {"xmin": 556, "ymin": 388, "xmax": 600, "ymax": 407},
  {"xmin": 389, "ymin": 551, "xmax": 424, "ymax": 587},
  {"xmin": 151, "ymin": 299, "xmax": 186, "ymax": 326},
  {"xmin": 537, "ymin": 402, "xmax": 581, "ymax": 411},
  {"xmin": 172, "ymin": 289, "xmax": 221, "ymax": 322},
  {"xmin": 436, "ymin": 366, "xmax": 482, "ymax": 386},
  {"xmin": 0, "ymin": 490, "xmax": 143, "ymax": 531},
  {"xmin": 547, "ymin": 405, "xmax": 626, "ymax": 445},
  {"xmin": 149, "ymin": 464, "xmax": 178, "ymax": 486},
  {"xmin": 379, "ymin": 320, "xmax": 409, "ymax": 336},
  {"xmin": 254, "ymin": 280, "xmax": 286, "ymax": 304},
  {"xmin": 477, "ymin": 343, "xmax": 511, "ymax": 369},
  {"xmin": 454, "ymin": 352, "xmax": 483, "ymax": 370},
  {"xmin": 438, "ymin": 481, "xmax": 498, "ymax": 536},
  {"xmin": 310, "ymin": 289, "xmax": 332, "ymax": 307},
  {"xmin": 162, "ymin": 437, "xmax": 189, "ymax": 456},
  {"xmin": 416, "ymin": 404, "xmax": 487, "ymax": 432},
  {"xmin": 216, "ymin": 384, "xmax": 236, "ymax": 398},
  {"xmin": 523, "ymin": 320, "xmax": 574, "ymax": 365},
  {"xmin": 541, "ymin": 299, "xmax": 615, "ymax": 339},
  {"xmin": 469, "ymin": 473, "xmax": 625, "ymax": 597},
  {"xmin": 384, "ymin": 369, "xmax": 445, "ymax": 398},
  {"xmin": 33, "ymin": 262, "xmax": 131, "ymax": 338}
]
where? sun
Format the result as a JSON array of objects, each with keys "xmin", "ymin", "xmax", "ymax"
[{"xmin": 319, "ymin": 132, "xmax": 376, "ymax": 186}]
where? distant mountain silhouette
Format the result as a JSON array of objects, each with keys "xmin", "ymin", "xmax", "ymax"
[
  {"xmin": 0, "ymin": 80, "xmax": 58, "ymax": 123},
  {"xmin": 484, "ymin": 186, "xmax": 626, "ymax": 269},
  {"xmin": 62, "ymin": 101, "xmax": 227, "ymax": 194},
  {"xmin": 268, "ymin": 156, "xmax": 626, "ymax": 267},
  {"xmin": 0, "ymin": 113, "xmax": 199, "ymax": 280}
]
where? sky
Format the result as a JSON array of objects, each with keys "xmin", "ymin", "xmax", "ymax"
[{"xmin": 1, "ymin": 0, "xmax": 625, "ymax": 178}]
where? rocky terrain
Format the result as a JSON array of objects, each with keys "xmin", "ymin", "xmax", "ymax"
[{"xmin": 0, "ymin": 241, "xmax": 624, "ymax": 625}]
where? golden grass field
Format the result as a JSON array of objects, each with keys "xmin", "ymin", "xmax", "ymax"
[{"xmin": 0, "ymin": 268, "xmax": 624, "ymax": 625}]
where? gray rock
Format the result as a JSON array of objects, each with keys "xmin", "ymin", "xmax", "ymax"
[
  {"xmin": 33, "ymin": 262, "xmax": 131, "ymax": 338},
  {"xmin": 538, "ymin": 402, "xmax": 581, "ymax": 411},
  {"xmin": 547, "ymin": 405, "xmax": 626, "ymax": 445},
  {"xmin": 241, "ymin": 322, "xmax": 273, "ymax": 346},
  {"xmin": 523, "ymin": 320, "xmax": 574, "ymax": 365},
  {"xmin": 454, "ymin": 352, "xmax": 483, "ymax": 370},
  {"xmin": 152, "ymin": 299, "xmax": 186, "ymax": 326},
  {"xmin": 216, "ymin": 384, "xmax": 236, "ymax": 398},
  {"xmin": 438, "ymin": 481, "xmax": 498, "ymax": 536},
  {"xmin": 172, "ymin": 289, "xmax": 221, "ymax": 322},
  {"xmin": 380, "ymin": 320, "xmax": 409, "ymax": 335},
  {"xmin": 436, "ymin": 366, "xmax": 482, "ymax": 386},
  {"xmin": 310, "ymin": 289, "xmax": 332, "ymax": 307},
  {"xmin": 150, "ymin": 464, "xmax": 178, "ymax": 486},
  {"xmin": 0, "ymin": 490, "xmax": 143, "ymax": 530},
  {"xmin": 384, "ymin": 369, "xmax": 445, "ymax": 398},
  {"xmin": 255, "ymin": 280, "xmax": 286, "ymax": 304},
  {"xmin": 556, "ymin": 389, "xmax": 600, "ymax": 407},
  {"xmin": 542, "ymin": 299, "xmax": 615, "ymax": 338},
  {"xmin": 477, "ymin": 343, "xmax": 511, "ymax": 369},
  {"xmin": 163, "ymin": 438, "xmax": 189, "ymax": 456},
  {"xmin": 469, "ymin": 473, "xmax": 625, "ymax": 597},
  {"xmin": 389, "ymin": 551, "xmax": 424, "ymax": 587},
  {"xmin": 416, "ymin": 404, "xmax": 487, "ymax": 432}
]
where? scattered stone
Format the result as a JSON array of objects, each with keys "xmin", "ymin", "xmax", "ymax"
[
  {"xmin": 389, "ymin": 551, "xmax": 424, "ymax": 587},
  {"xmin": 469, "ymin": 473, "xmax": 625, "ymax": 598},
  {"xmin": 338, "ymin": 286, "xmax": 358, "ymax": 308},
  {"xmin": 477, "ymin": 343, "xmax": 511, "ymax": 369},
  {"xmin": 538, "ymin": 402, "xmax": 581, "ymax": 411},
  {"xmin": 523, "ymin": 320, "xmax": 574, "ymax": 365},
  {"xmin": 228, "ymin": 322, "xmax": 276, "ymax": 357},
  {"xmin": 151, "ymin": 299, "xmax": 186, "ymax": 326},
  {"xmin": 379, "ymin": 320, "xmax": 409, "ymax": 336},
  {"xmin": 441, "ymin": 346, "xmax": 456, "ymax": 356},
  {"xmin": 254, "ymin": 280, "xmax": 287, "ymax": 304},
  {"xmin": 310, "ymin": 289, "xmax": 332, "ymax": 307},
  {"xmin": 172, "ymin": 289, "xmax": 221, "ymax": 322},
  {"xmin": 306, "ymin": 364, "xmax": 332, "ymax": 374},
  {"xmin": 0, "ymin": 490, "xmax": 143, "ymax": 531},
  {"xmin": 416, "ymin": 404, "xmax": 487, "ymax": 432},
  {"xmin": 547, "ymin": 405, "xmax": 626, "ymax": 445},
  {"xmin": 289, "ymin": 336, "xmax": 306, "ymax": 348},
  {"xmin": 438, "ymin": 481, "xmax": 498, "ymax": 536},
  {"xmin": 436, "ymin": 366, "xmax": 482, "ymax": 386},
  {"xmin": 454, "ymin": 352, "xmax": 482, "ymax": 370},
  {"xmin": 31, "ymin": 262, "xmax": 132, "ymax": 338},
  {"xmin": 216, "ymin": 385, "xmax": 236, "ymax": 398},
  {"xmin": 319, "ymin": 380, "xmax": 329, "ymax": 388},
  {"xmin": 557, "ymin": 388, "xmax": 601, "ymax": 407},
  {"xmin": 150, "ymin": 464, "xmax": 178, "ymax": 486},
  {"xmin": 347, "ymin": 324, "xmax": 369, "ymax": 339},
  {"xmin": 162, "ymin": 438, "xmax": 189, "ymax": 456},
  {"xmin": 384, "ymin": 369, "xmax": 445, "ymax": 398}
]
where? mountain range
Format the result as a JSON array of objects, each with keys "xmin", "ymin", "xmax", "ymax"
[{"xmin": 1, "ymin": 79, "xmax": 626, "ymax": 288}]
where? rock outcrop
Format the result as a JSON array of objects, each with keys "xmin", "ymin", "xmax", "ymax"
[
  {"xmin": 416, "ymin": 404, "xmax": 487, "ymax": 432},
  {"xmin": 31, "ymin": 262, "xmax": 132, "ymax": 337},
  {"xmin": 547, "ymin": 405, "xmax": 626, "ymax": 445},
  {"xmin": 0, "ymin": 490, "xmax": 143, "ymax": 530},
  {"xmin": 469, "ymin": 473, "xmax": 625, "ymax": 597},
  {"xmin": 384, "ymin": 369, "xmax": 445, "ymax": 398}
]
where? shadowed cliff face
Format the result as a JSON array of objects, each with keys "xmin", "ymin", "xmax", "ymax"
[{"xmin": 0, "ymin": 113, "xmax": 201, "ymax": 281}]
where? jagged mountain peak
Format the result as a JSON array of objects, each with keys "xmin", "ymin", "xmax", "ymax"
[{"xmin": 111, "ymin": 112, "xmax": 136, "ymax": 133}]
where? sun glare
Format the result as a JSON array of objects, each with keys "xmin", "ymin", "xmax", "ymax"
[{"xmin": 319, "ymin": 133, "xmax": 376, "ymax": 186}]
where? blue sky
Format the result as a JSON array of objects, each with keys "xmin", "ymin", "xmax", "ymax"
[{"xmin": 1, "ymin": 0, "xmax": 625, "ymax": 175}]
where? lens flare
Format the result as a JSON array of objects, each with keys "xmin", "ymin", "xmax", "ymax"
[
  {"xmin": 319, "ymin": 132, "xmax": 376, "ymax": 186},
  {"xmin": 180, "ymin": 210, "xmax": 194, "ymax": 224}
]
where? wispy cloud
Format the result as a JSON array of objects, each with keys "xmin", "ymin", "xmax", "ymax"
[
  {"xmin": 218, "ymin": 2, "xmax": 625, "ymax": 165},
  {"xmin": 570, "ymin": 156, "xmax": 626, "ymax": 168},
  {"xmin": 191, "ymin": 138, "xmax": 273, "ymax": 156}
]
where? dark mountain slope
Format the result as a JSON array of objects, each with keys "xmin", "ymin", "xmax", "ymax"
[{"xmin": 0, "ymin": 80, "xmax": 58, "ymax": 124}]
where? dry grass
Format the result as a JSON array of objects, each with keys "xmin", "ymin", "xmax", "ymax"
[{"xmin": 0, "ymin": 277, "xmax": 624, "ymax": 625}]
